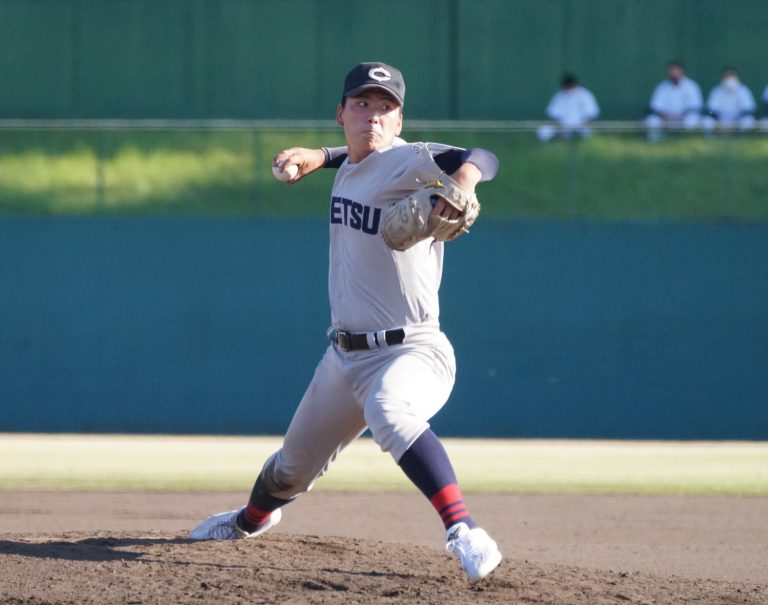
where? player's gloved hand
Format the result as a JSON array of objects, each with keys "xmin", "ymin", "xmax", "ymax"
[
  {"xmin": 272, "ymin": 147, "xmax": 327, "ymax": 184},
  {"xmin": 380, "ymin": 172, "xmax": 481, "ymax": 252},
  {"xmin": 432, "ymin": 197, "xmax": 462, "ymax": 221}
]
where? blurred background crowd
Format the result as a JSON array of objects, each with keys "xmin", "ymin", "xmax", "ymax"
[{"xmin": 537, "ymin": 61, "xmax": 768, "ymax": 142}]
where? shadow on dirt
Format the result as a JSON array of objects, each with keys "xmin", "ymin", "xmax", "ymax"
[{"xmin": 0, "ymin": 535, "xmax": 194, "ymax": 563}]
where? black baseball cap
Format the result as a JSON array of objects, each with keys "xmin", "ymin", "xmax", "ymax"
[{"xmin": 343, "ymin": 62, "xmax": 405, "ymax": 106}]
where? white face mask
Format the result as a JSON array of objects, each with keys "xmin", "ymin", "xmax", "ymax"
[{"xmin": 723, "ymin": 76, "xmax": 739, "ymax": 91}]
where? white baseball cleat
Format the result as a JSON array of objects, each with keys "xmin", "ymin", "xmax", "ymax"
[
  {"xmin": 445, "ymin": 522, "xmax": 502, "ymax": 583},
  {"xmin": 189, "ymin": 507, "xmax": 282, "ymax": 540}
]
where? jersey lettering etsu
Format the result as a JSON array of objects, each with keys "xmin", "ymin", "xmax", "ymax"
[
  {"xmin": 328, "ymin": 142, "xmax": 457, "ymax": 333},
  {"xmin": 330, "ymin": 196, "xmax": 381, "ymax": 234}
]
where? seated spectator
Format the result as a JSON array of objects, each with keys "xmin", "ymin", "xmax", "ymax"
[
  {"xmin": 702, "ymin": 68, "xmax": 756, "ymax": 132},
  {"xmin": 761, "ymin": 84, "xmax": 768, "ymax": 132},
  {"xmin": 536, "ymin": 73, "xmax": 600, "ymax": 142},
  {"xmin": 645, "ymin": 61, "xmax": 703, "ymax": 140}
]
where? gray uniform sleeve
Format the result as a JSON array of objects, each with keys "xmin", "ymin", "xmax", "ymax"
[
  {"xmin": 433, "ymin": 148, "xmax": 499, "ymax": 182},
  {"xmin": 323, "ymin": 144, "xmax": 499, "ymax": 182}
]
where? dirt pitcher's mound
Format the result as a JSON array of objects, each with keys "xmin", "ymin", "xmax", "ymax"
[{"xmin": 0, "ymin": 532, "xmax": 765, "ymax": 604}]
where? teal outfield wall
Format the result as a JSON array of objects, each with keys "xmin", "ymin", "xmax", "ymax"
[
  {"xmin": 1, "ymin": 217, "xmax": 766, "ymax": 439},
  {"xmin": 1, "ymin": 0, "xmax": 767, "ymax": 120}
]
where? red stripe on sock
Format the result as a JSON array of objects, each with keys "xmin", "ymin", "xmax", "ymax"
[
  {"xmin": 431, "ymin": 484, "xmax": 471, "ymax": 527},
  {"xmin": 439, "ymin": 502, "xmax": 466, "ymax": 518},
  {"xmin": 443, "ymin": 508, "xmax": 470, "ymax": 525},
  {"xmin": 429, "ymin": 484, "xmax": 463, "ymax": 510},
  {"xmin": 243, "ymin": 505, "xmax": 272, "ymax": 527}
]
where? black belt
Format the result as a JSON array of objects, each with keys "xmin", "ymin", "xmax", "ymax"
[{"xmin": 330, "ymin": 328, "xmax": 406, "ymax": 352}]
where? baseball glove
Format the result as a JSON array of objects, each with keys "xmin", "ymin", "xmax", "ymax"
[{"xmin": 380, "ymin": 174, "xmax": 481, "ymax": 251}]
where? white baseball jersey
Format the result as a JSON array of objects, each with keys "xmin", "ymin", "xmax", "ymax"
[
  {"xmin": 650, "ymin": 77, "xmax": 703, "ymax": 116},
  {"xmin": 707, "ymin": 82, "xmax": 756, "ymax": 122},
  {"xmin": 546, "ymin": 86, "xmax": 600, "ymax": 127},
  {"xmin": 328, "ymin": 142, "xmax": 457, "ymax": 333}
]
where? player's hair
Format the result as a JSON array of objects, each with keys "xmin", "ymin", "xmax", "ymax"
[{"xmin": 561, "ymin": 72, "xmax": 578, "ymax": 88}]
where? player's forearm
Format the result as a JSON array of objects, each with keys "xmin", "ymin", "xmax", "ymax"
[
  {"xmin": 449, "ymin": 163, "xmax": 483, "ymax": 192},
  {"xmin": 461, "ymin": 148, "xmax": 498, "ymax": 182},
  {"xmin": 322, "ymin": 146, "xmax": 348, "ymax": 168},
  {"xmin": 434, "ymin": 148, "xmax": 498, "ymax": 182}
]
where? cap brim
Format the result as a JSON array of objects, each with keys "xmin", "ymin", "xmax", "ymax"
[{"xmin": 345, "ymin": 84, "xmax": 403, "ymax": 106}]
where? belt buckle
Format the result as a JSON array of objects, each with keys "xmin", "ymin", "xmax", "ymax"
[{"xmin": 336, "ymin": 330, "xmax": 351, "ymax": 352}]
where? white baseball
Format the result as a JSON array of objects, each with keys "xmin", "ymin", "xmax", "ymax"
[{"xmin": 272, "ymin": 162, "xmax": 298, "ymax": 182}]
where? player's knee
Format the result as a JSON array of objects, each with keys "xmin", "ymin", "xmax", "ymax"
[
  {"xmin": 683, "ymin": 113, "xmax": 701, "ymax": 129},
  {"xmin": 645, "ymin": 114, "xmax": 662, "ymax": 129},
  {"xmin": 364, "ymin": 401, "xmax": 428, "ymax": 461},
  {"xmin": 739, "ymin": 115, "xmax": 756, "ymax": 131},
  {"xmin": 261, "ymin": 451, "xmax": 316, "ymax": 496}
]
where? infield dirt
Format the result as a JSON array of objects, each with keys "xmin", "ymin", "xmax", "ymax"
[{"xmin": 1, "ymin": 491, "xmax": 766, "ymax": 604}]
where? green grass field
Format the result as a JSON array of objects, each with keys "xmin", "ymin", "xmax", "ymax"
[
  {"xmin": 2, "ymin": 434, "xmax": 767, "ymax": 495},
  {"xmin": 1, "ymin": 128, "xmax": 767, "ymax": 220}
]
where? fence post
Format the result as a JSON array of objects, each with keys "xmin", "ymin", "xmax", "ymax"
[
  {"xmin": 565, "ymin": 138, "xmax": 580, "ymax": 217},
  {"xmin": 723, "ymin": 135, "xmax": 735, "ymax": 218},
  {"xmin": 95, "ymin": 131, "xmax": 106, "ymax": 212}
]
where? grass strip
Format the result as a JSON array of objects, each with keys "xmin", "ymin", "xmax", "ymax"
[
  {"xmin": 0, "ymin": 129, "xmax": 767, "ymax": 220},
  {"xmin": 1, "ymin": 434, "xmax": 766, "ymax": 495}
]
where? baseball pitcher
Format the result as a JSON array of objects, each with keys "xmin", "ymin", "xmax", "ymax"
[{"xmin": 190, "ymin": 62, "xmax": 502, "ymax": 583}]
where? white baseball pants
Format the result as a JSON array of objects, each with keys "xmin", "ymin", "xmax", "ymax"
[{"xmin": 258, "ymin": 326, "xmax": 456, "ymax": 501}]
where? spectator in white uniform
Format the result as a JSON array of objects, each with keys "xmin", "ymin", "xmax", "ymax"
[
  {"xmin": 702, "ymin": 67, "xmax": 756, "ymax": 132},
  {"xmin": 645, "ymin": 61, "xmax": 703, "ymax": 140},
  {"xmin": 761, "ymin": 83, "xmax": 768, "ymax": 132},
  {"xmin": 536, "ymin": 73, "xmax": 600, "ymax": 142}
]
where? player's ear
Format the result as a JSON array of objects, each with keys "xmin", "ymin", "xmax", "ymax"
[
  {"xmin": 336, "ymin": 104, "xmax": 344, "ymax": 126},
  {"xmin": 394, "ymin": 109, "xmax": 403, "ymax": 136}
]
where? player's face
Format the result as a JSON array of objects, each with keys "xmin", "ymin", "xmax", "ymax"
[
  {"xmin": 666, "ymin": 65, "xmax": 684, "ymax": 83},
  {"xmin": 337, "ymin": 90, "xmax": 403, "ymax": 163}
]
